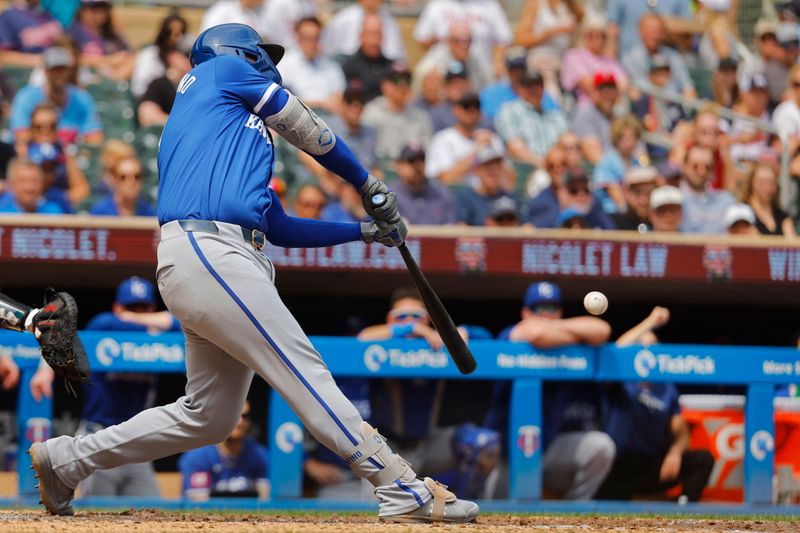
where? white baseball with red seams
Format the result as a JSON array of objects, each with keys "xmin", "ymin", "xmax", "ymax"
[{"xmin": 584, "ymin": 291, "xmax": 608, "ymax": 316}]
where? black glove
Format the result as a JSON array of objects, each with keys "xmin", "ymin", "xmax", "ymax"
[
  {"xmin": 32, "ymin": 288, "xmax": 90, "ymax": 392},
  {"xmin": 361, "ymin": 219, "xmax": 408, "ymax": 247},
  {"xmin": 360, "ymin": 175, "xmax": 399, "ymax": 224}
]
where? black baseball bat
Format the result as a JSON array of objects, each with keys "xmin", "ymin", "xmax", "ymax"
[{"xmin": 371, "ymin": 194, "xmax": 477, "ymax": 375}]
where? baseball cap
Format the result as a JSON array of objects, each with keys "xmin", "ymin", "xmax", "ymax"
[
  {"xmin": 269, "ymin": 176, "xmax": 287, "ymax": 195},
  {"xmin": 593, "ymin": 71, "xmax": 617, "ymax": 88},
  {"xmin": 624, "ymin": 166, "xmax": 659, "ymax": 186},
  {"xmin": 116, "ymin": 277, "xmax": 156, "ymax": 306},
  {"xmin": 43, "ymin": 47, "xmax": 74, "ymax": 69},
  {"xmin": 398, "ymin": 142, "xmax": 425, "ymax": 162},
  {"xmin": 475, "ymin": 143, "xmax": 504, "ymax": 165},
  {"xmin": 488, "ymin": 196, "xmax": 519, "ymax": 220},
  {"xmin": 456, "ymin": 92, "xmax": 481, "ymax": 109},
  {"xmin": 504, "ymin": 46, "xmax": 527, "ymax": 69},
  {"xmin": 699, "ymin": 0, "xmax": 731, "ymax": 11},
  {"xmin": 650, "ymin": 185, "xmax": 684, "ymax": 210},
  {"xmin": 444, "ymin": 60, "xmax": 469, "ymax": 81},
  {"xmin": 777, "ymin": 22, "xmax": 800, "ymax": 45},
  {"xmin": 27, "ymin": 142, "xmax": 62, "ymax": 165},
  {"xmin": 649, "ymin": 54, "xmax": 671, "ymax": 72},
  {"xmin": 557, "ymin": 206, "xmax": 589, "ymax": 227},
  {"xmin": 724, "ymin": 203, "xmax": 756, "ymax": 228},
  {"xmin": 524, "ymin": 281, "xmax": 562, "ymax": 309},
  {"xmin": 581, "ymin": 11, "xmax": 607, "ymax": 32},
  {"xmin": 520, "ymin": 68, "xmax": 544, "ymax": 86},
  {"xmin": 343, "ymin": 86, "xmax": 365, "ymax": 105},
  {"xmin": 740, "ymin": 72, "xmax": 769, "ymax": 92},
  {"xmin": 755, "ymin": 19, "xmax": 778, "ymax": 39},
  {"xmin": 717, "ymin": 57, "xmax": 739, "ymax": 71},
  {"xmin": 384, "ymin": 62, "xmax": 411, "ymax": 83}
]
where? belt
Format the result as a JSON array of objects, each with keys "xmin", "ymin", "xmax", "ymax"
[{"xmin": 177, "ymin": 219, "xmax": 266, "ymax": 251}]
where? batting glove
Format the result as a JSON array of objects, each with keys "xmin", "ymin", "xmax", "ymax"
[
  {"xmin": 360, "ymin": 175, "xmax": 399, "ymax": 224},
  {"xmin": 360, "ymin": 219, "xmax": 408, "ymax": 247}
]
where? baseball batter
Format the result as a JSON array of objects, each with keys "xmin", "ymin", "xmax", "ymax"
[{"xmin": 30, "ymin": 23, "xmax": 478, "ymax": 524}]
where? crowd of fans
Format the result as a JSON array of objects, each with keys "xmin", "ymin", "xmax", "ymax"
[{"xmin": 0, "ymin": 0, "xmax": 797, "ymax": 237}]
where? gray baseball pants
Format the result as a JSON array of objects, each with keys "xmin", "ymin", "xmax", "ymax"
[
  {"xmin": 542, "ymin": 430, "xmax": 616, "ymax": 500},
  {"xmin": 44, "ymin": 221, "xmax": 429, "ymax": 515}
]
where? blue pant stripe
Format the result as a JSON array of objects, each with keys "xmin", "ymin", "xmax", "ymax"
[
  {"xmin": 187, "ymin": 232, "xmax": 362, "ymax": 447},
  {"xmin": 395, "ymin": 480, "xmax": 425, "ymax": 507}
]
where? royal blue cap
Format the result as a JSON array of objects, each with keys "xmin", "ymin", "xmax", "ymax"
[
  {"xmin": 116, "ymin": 277, "xmax": 156, "ymax": 306},
  {"xmin": 523, "ymin": 281, "xmax": 562, "ymax": 308}
]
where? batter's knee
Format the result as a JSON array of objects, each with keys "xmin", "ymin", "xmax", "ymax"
[{"xmin": 178, "ymin": 395, "xmax": 242, "ymax": 445}]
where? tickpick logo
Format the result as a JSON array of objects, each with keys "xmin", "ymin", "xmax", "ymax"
[
  {"xmin": 364, "ymin": 345, "xmax": 389, "ymax": 372},
  {"xmin": 96, "ymin": 337, "xmax": 121, "ymax": 366},
  {"xmin": 634, "ymin": 349, "xmax": 657, "ymax": 378},
  {"xmin": 275, "ymin": 422, "xmax": 303, "ymax": 454},
  {"xmin": 749, "ymin": 430, "xmax": 774, "ymax": 461}
]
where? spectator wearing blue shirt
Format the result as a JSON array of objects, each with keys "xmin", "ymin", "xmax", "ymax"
[
  {"xmin": 455, "ymin": 144, "xmax": 516, "ymax": 226},
  {"xmin": 26, "ymin": 102, "xmax": 90, "ymax": 213},
  {"xmin": 10, "ymin": 46, "xmax": 103, "ymax": 149},
  {"xmin": 320, "ymin": 170, "xmax": 369, "ymax": 223},
  {"xmin": 0, "ymin": 157, "xmax": 64, "ymax": 214},
  {"xmin": 28, "ymin": 276, "xmax": 181, "ymax": 497},
  {"xmin": 598, "ymin": 307, "xmax": 714, "ymax": 502},
  {"xmin": 179, "ymin": 401, "xmax": 269, "ymax": 501},
  {"xmin": 0, "ymin": 0, "xmax": 63, "ymax": 67},
  {"xmin": 526, "ymin": 169, "xmax": 615, "ymax": 229},
  {"xmin": 592, "ymin": 115, "xmax": 645, "ymax": 214},
  {"xmin": 90, "ymin": 156, "xmax": 156, "ymax": 216},
  {"xmin": 480, "ymin": 47, "xmax": 560, "ymax": 121},
  {"xmin": 607, "ymin": 0, "xmax": 693, "ymax": 59},
  {"xmin": 484, "ymin": 282, "xmax": 614, "ymax": 500}
]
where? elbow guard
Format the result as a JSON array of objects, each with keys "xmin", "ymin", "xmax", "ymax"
[{"xmin": 265, "ymin": 93, "xmax": 336, "ymax": 155}]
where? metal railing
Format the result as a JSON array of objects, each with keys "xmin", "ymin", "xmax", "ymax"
[{"xmin": 634, "ymin": 79, "xmax": 795, "ymax": 214}]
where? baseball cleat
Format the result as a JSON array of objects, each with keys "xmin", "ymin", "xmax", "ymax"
[
  {"xmin": 380, "ymin": 477, "xmax": 479, "ymax": 524},
  {"xmin": 29, "ymin": 442, "xmax": 75, "ymax": 516}
]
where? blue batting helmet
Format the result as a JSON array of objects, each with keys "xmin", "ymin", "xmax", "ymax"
[{"xmin": 190, "ymin": 23, "xmax": 285, "ymax": 84}]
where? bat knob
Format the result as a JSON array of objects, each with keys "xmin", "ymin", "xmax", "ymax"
[{"xmin": 371, "ymin": 193, "xmax": 387, "ymax": 208}]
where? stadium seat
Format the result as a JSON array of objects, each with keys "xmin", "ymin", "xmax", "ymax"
[{"xmin": 135, "ymin": 125, "xmax": 163, "ymax": 202}]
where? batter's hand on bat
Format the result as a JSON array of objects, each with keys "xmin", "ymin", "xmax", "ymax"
[
  {"xmin": 360, "ymin": 175, "xmax": 399, "ymax": 224},
  {"xmin": 361, "ymin": 219, "xmax": 407, "ymax": 247}
]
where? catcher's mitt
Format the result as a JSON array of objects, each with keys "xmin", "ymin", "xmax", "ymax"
[{"xmin": 33, "ymin": 288, "xmax": 90, "ymax": 392}]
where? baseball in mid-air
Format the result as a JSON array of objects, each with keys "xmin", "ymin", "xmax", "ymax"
[{"xmin": 584, "ymin": 291, "xmax": 608, "ymax": 315}]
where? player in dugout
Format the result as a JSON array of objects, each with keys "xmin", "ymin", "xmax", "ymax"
[
  {"xmin": 484, "ymin": 281, "xmax": 615, "ymax": 500},
  {"xmin": 179, "ymin": 400, "xmax": 269, "ymax": 501},
  {"xmin": 29, "ymin": 276, "xmax": 181, "ymax": 498},
  {"xmin": 358, "ymin": 287, "xmax": 502, "ymax": 500},
  {"xmin": 597, "ymin": 306, "xmax": 714, "ymax": 502}
]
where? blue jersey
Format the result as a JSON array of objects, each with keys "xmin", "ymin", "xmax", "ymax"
[
  {"xmin": 603, "ymin": 382, "xmax": 681, "ymax": 458},
  {"xmin": 81, "ymin": 312, "xmax": 180, "ymax": 427},
  {"xmin": 157, "ymin": 55, "xmax": 290, "ymax": 231},
  {"xmin": 178, "ymin": 438, "xmax": 268, "ymax": 497}
]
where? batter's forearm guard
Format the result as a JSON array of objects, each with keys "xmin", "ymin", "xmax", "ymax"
[{"xmin": 0, "ymin": 293, "xmax": 32, "ymax": 332}]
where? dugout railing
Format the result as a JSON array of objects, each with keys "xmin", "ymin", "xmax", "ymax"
[{"xmin": 4, "ymin": 330, "xmax": 799, "ymax": 510}]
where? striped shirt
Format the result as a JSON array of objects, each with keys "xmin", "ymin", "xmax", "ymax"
[{"xmin": 494, "ymin": 99, "xmax": 567, "ymax": 159}]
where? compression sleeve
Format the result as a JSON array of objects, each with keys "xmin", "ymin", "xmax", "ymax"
[
  {"xmin": 265, "ymin": 189, "xmax": 362, "ymax": 247},
  {"xmin": 311, "ymin": 136, "xmax": 369, "ymax": 189}
]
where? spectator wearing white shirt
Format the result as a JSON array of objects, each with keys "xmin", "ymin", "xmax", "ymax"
[
  {"xmin": 279, "ymin": 17, "xmax": 345, "ymax": 115},
  {"xmin": 413, "ymin": 22, "xmax": 494, "ymax": 95},
  {"xmin": 362, "ymin": 62, "xmax": 433, "ymax": 160},
  {"xmin": 321, "ymin": 0, "xmax": 406, "ymax": 61},
  {"xmin": 259, "ymin": 0, "xmax": 317, "ymax": 48},
  {"xmin": 201, "ymin": 0, "xmax": 267, "ymax": 36},
  {"xmin": 426, "ymin": 92, "xmax": 506, "ymax": 187},
  {"xmin": 413, "ymin": 0, "xmax": 512, "ymax": 77}
]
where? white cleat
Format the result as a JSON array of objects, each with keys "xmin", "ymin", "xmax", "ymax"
[{"xmin": 380, "ymin": 477, "xmax": 480, "ymax": 524}]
